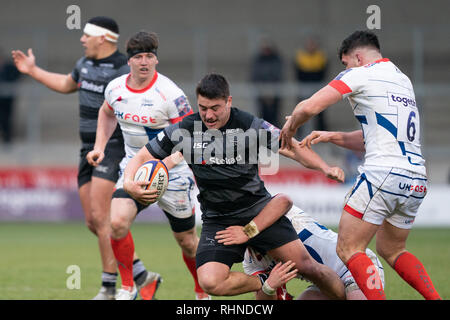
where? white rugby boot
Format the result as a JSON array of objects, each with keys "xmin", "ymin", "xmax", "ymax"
[
  {"xmin": 115, "ymin": 286, "xmax": 138, "ymax": 300},
  {"xmin": 92, "ymin": 286, "xmax": 115, "ymax": 300}
]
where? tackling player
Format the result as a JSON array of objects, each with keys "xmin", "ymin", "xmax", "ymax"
[
  {"xmin": 11, "ymin": 17, "xmax": 156, "ymax": 300},
  {"xmin": 280, "ymin": 30, "xmax": 441, "ymax": 300},
  {"xmin": 86, "ymin": 31, "xmax": 210, "ymax": 300},
  {"xmin": 217, "ymin": 195, "xmax": 385, "ymax": 300},
  {"xmin": 122, "ymin": 73, "xmax": 349, "ymax": 299}
]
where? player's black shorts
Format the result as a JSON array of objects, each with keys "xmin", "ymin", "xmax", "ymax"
[
  {"xmin": 112, "ymin": 188, "xmax": 196, "ymax": 233},
  {"xmin": 77, "ymin": 140, "xmax": 125, "ymax": 188},
  {"xmin": 196, "ymin": 215, "xmax": 298, "ymax": 269}
]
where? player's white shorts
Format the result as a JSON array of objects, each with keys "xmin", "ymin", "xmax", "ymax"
[
  {"xmin": 157, "ymin": 170, "xmax": 196, "ymax": 219},
  {"xmin": 116, "ymin": 158, "xmax": 195, "ymax": 219},
  {"xmin": 344, "ymin": 165, "xmax": 427, "ymax": 229},
  {"xmin": 243, "ymin": 207, "xmax": 385, "ymax": 295}
]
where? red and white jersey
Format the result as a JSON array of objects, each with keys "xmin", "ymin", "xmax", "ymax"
[
  {"xmin": 104, "ymin": 72, "xmax": 193, "ymax": 173},
  {"xmin": 329, "ymin": 58, "xmax": 426, "ymax": 176}
]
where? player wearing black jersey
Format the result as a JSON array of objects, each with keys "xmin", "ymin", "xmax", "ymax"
[
  {"xmin": 12, "ymin": 17, "xmax": 157, "ymax": 300},
  {"xmin": 123, "ymin": 73, "xmax": 347, "ymax": 299}
]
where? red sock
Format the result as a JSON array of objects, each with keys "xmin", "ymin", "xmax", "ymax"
[
  {"xmin": 346, "ymin": 252, "xmax": 386, "ymax": 300},
  {"xmin": 182, "ymin": 252, "xmax": 204, "ymax": 293},
  {"xmin": 111, "ymin": 231, "xmax": 135, "ymax": 288},
  {"xmin": 394, "ymin": 252, "xmax": 441, "ymax": 300}
]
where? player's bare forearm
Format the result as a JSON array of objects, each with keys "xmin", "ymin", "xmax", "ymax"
[
  {"xmin": 291, "ymin": 86, "xmax": 342, "ymax": 129},
  {"xmin": 338, "ymin": 130, "xmax": 365, "ymax": 151},
  {"xmin": 12, "ymin": 48, "xmax": 77, "ymax": 93},
  {"xmin": 162, "ymin": 151, "xmax": 184, "ymax": 171},
  {"xmin": 279, "ymin": 138, "xmax": 344, "ymax": 183},
  {"xmin": 124, "ymin": 147, "xmax": 156, "ymax": 185},
  {"xmin": 281, "ymin": 85, "xmax": 341, "ymax": 150},
  {"xmin": 302, "ymin": 130, "xmax": 365, "ymax": 152},
  {"xmin": 215, "ymin": 194, "xmax": 292, "ymax": 245},
  {"xmin": 30, "ymin": 67, "xmax": 77, "ymax": 93},
  {"xmin": 93, "ymin": 102, "xmax": 118, "ymax": 152},
  {"xmin": 253, "ymin": 194, "xmax": 293, "ymax": 231}
]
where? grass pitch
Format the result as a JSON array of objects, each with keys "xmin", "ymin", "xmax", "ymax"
[{"xmin": 0, "ymin": 222, "xmax": 448, "ymax": 300}]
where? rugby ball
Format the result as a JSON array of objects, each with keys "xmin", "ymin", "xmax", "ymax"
[{"xmin": 134, "ymin": 160, "xmax": 169, "ymax": 199}]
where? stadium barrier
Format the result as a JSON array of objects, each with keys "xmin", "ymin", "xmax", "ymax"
[{"xmin": 0, "ymin": 167, "xmax": 449, "ymax": 226}]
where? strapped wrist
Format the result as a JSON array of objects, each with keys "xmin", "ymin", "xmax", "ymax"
[
  {"xmin": 261, "ymin": 280, "xmax": 276, "ymax": 296},
  {"xmin": 243, "ymin": 220, "xmax": 259, "ymax": 238}
]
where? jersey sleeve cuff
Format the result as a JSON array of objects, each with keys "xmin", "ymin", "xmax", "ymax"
[
  {"xmin": 170, "ymin": 109, "xmax": 193, "ymax": 124},
  {"xmin": 328, "ymin": 79, "xmax": 352, "ymax": 95}
]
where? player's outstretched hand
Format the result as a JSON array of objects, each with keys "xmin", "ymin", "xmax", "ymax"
[
  {"xmin": 215, "ymin": 226, "xmax": 249, "ymax": 245},
  {"xmin": 299, "ymin": 130, "xmax": 334, "ymax": 148},
  {"xmin": 86, "ymin": 149, "xmax": 104, "ymax": 167},
  {"xmin": 123, "ymin": 180, "xmax": 159, "ymax": 206},
  {"xmin": 11, "ymin": 48, "xmax": 36, "ymax": 75},
  {"xmin": 324, "ymin": 166, "xmax": 345, "ymax": 183},
  {"xmin": 266, "ymin": 261, "xmax": 298, "ymax": 290},
  {"xmin": 279, "ymin": 116, "xmax": 296, "ymax": 150}
]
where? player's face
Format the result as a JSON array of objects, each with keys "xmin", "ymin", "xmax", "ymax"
[
  {"xmin": 341, "ymin": 53, "xmax": 360, "ymax": 69},
  {"xmin": 198, "ymin": 95, "xmax": 232, "ymax": 129},
  {"xmin": 80, "ymin": 34, "xmax": 102, "ymax": 59},
  {"xmin": 128, "ymin": 53, "xmax": 158, "ymax": 80}
]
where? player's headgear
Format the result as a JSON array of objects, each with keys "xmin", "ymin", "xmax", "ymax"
[
  {"xmin": 196, "ymin": 73, "xmax": 230, "ymax": 100},
  {"xmin": 338, "ymin": 30, "xmax": 380, "ymax": 60},
  {"xmin": 126, "ymin": 31, "xmax": 159, "ymax": 60},
  {"xmin": 83, "ymin": 16, "xmax": 119, "ymax": 43}
]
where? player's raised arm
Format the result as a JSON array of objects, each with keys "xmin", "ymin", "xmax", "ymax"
[
  {"xmin": 280, "ymin": 85, "xmax": 342, "ymax": 150},
  {"xmin": 279, "ymin": 137, "xmax": 345, "ymax": 183},
  {"xmin": 300, "ymin": 130, "xmax": 365, "ymax": 152},
  {"xmin": 86, "ymin": 101, "xmax": 118, "ymax": 166},
  {"xmin": 11, "ymin": 48, "xmax": 78, "ymax": 94}
]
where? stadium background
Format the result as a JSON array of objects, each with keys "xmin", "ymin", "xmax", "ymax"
[{"xmin": 0, "ymin": 0, "xmax": 449, "ymax": 300}]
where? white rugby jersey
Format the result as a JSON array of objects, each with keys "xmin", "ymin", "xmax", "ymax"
[
  {"xmin": 329, "ymin": 58, "xmax": 426, "ymax": 176},
  {"xmin": 104, "ymin": 72, "xmax": 193, "ymax": 172}
]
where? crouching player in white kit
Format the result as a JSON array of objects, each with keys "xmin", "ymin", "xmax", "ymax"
[
  {"xmin": 280, "ymin": 31, "xmax": 441, "ymax": 299},
  {"xmin": 241, "ymin": 204, "xmax": 385, "ymax": 300},
  {"xmin": 87, "ymin": 31, "xmax": 210, "ymax": 300}
]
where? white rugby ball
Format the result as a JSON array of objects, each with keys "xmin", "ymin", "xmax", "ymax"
[{"xmin": 134, "ymin": 160, "xmax": 169, "ymax": 200}]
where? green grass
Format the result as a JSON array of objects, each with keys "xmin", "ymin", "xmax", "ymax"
[{"xmin": 0, "ymin": 222, "xmax": 448, "ymax": 300}]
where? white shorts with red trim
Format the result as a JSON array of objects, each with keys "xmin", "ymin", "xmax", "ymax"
[{"xmin": 344, "ymin": 165, "xmax": 427, "ymax": 229}]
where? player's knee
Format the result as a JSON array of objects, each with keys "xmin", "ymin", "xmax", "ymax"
[
  {"xmin": 296, "ymin": 257, "xmax": 321, "ymax": 279},
  {"xmin": 84, "ymin": 218, "xmax": 97, "ymax": 235},
  {"xmin": 110, "ymin": 215, "xmax": 129, "ymax": 239},
  {"xmin": 336, "ymin": 238, "xmax": 355, "ymax": 264},
  {"xmin": 178, "ymin": 235, "xmax": 198, "ymax": 256},
  {"xmin": 198, "ymin": 273, "xmax": 223, "ymax": 295}
]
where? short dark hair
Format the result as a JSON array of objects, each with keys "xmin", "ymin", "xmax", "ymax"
[
  {"xmin": 338, "ymin": 30, "xmax": 380, "ymax": 60},
  {"xmin": 196, "ymin": 74, "xmax": 230, "ymax": 100},
  {"xmin": 88, "ymin": 16, "xmax": 119, "ymax": 34},
  {"xmin": 126, "ymin": 31, "xmax": 159, "ymax": 58}
]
